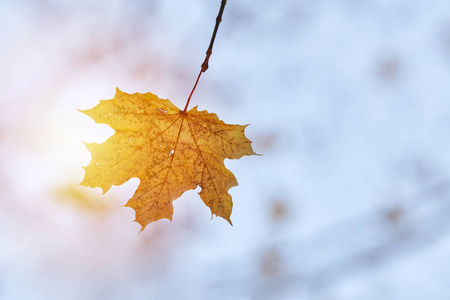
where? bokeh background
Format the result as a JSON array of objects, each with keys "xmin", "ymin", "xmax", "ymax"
[{"xmin": 1, "ymin": 0, "xmax": 450, "ymax": 299}]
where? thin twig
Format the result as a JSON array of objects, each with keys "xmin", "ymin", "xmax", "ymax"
[{"xmin": 183, "ymin": 0, "xmax": 227, "ymax": 112}]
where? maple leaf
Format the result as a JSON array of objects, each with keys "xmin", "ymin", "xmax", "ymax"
[{"xmin": 81, "ymin": 88, "xmax": 256, "ymax": 230}]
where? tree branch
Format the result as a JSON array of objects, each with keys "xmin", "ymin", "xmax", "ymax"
[{"xmin": 183, "ymin": 0, "xmax": 227, "ymax": 112}]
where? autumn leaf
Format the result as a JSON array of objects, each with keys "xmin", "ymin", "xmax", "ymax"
[{"xmin": 81, "ymin": 88, "xmax": 256, "ymax": 230}]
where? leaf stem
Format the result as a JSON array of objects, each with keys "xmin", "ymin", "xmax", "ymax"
[{"xmin": 182, "ymin": 0, "xmax": 227, "ymax": 112}]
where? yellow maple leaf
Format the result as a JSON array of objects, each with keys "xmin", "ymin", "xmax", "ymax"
[{"xmin": 81, "ymin": 88, "xmax": 256, "ymax": 230}]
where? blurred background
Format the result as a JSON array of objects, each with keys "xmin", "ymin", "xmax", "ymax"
[{"xmin": 1, "ymin": 0, "xmax": 450, "ymax": 299}]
